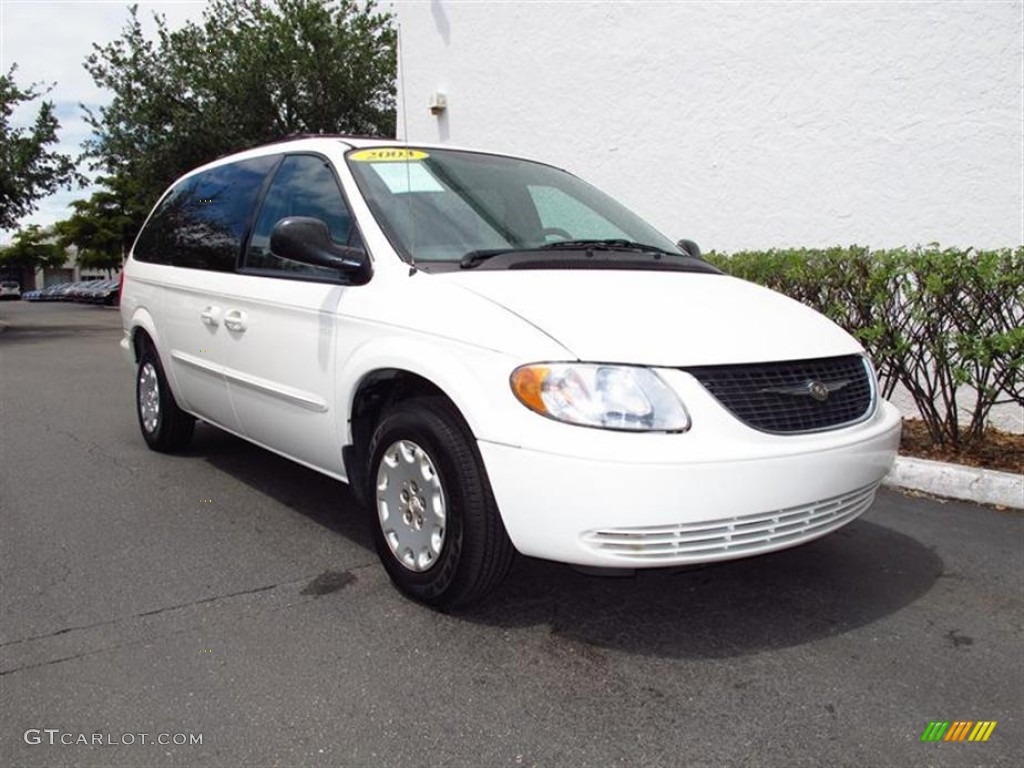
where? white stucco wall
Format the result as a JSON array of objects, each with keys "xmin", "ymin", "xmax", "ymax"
[{"xmin": 395, "ymin": 0, "xmax": 1023, "ymax": 252}]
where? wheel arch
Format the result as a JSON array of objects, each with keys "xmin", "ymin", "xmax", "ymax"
[
  {"xmin": 126, "ymin": 308, "xmax": 161, "ymax": 363},
  {"xmin": 339, "ymin": 339, "xmax": 516, "ymax": 507},
  {"xmin": 126, "ymin": 309, "xmax": 188, "ymax": 409}
]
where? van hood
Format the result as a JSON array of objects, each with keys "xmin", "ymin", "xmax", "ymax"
[{"xmin": 440, "ymin": 270, "xmax": 862, "ymax": 366}]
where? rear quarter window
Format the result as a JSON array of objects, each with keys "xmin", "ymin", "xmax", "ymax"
[{"xmin": 134, "ymin": 155, "xmax": 279, "ymax": 271}]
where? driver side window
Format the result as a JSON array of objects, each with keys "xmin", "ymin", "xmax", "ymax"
[{"xmin": 246, "ymin": 155, "xmax": 355, "ymax": 278}]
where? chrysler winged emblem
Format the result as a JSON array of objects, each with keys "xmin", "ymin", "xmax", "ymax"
[{"xmin": 761, "ymin": 379, "xmax": 850, "ymax": 402}]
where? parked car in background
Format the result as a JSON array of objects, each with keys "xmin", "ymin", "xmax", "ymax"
[
  {"xmin": 18, "ymin": 279, "xmax": 120, "ymax": 305},
  {"xmin": 26, "ymin": 283, "xmax": 59, "ymax": 301},
  {"xmin": 0, "ymin": 280, "xmax": 21, "ymax": 300},
  {"xmin": 101, "ymin": 278, "xmax": 121, "ymax": 306},
  {"xmin": 84, "ymin": 278, "xmax": 121, "ymax": 306},
  {"xmin": 51, "ymin": 283, "xmax": 78, "ymax": 301},
  {"xmin": 120, "ymin": 136, "xmax": 902, "ymax": 608},
  {"xmin": 28, "ymin": 283, "xmax": 67, "ymax": 301},
  {"xmin": 66, "ymin": 280, "xmax": 103, "ymax": 302}
]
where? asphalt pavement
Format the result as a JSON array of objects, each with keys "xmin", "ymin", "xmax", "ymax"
[{"xmin": 1, "ymin": 301, "xmax": 1021, "ymax": 767}]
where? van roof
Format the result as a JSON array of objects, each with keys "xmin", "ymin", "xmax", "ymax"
[
  {"xmin": 220, "ymin": 134, "xmax": 458, "ymax": 159},
  {"xmin": 175, "ymin": 135, "xmax": 528, "ymax": 188}
]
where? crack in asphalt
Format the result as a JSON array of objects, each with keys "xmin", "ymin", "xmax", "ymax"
[
  {"xmin": 0, "ymin": 616, "xmax": 122, "ymax": 648},
  {"xmin": 52, "ymin": 425, "xmax": 142, "ymax": 474},
  {"xmin": 0, "ymin": 569, "xmax": 360, "ymax": 677},
  {"xmin": 0, "ymin": 632, "xmax": 185, "ymax": 677},
  {"xmin": 0, "ymin": 566, "xmax": 373, "ymax": 651},
  {"xmin": 135, "ymin": 583, "xmax": 277, "ymax": 617}
]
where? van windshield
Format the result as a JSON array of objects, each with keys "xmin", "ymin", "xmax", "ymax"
[{"xmin": 345, "ymin": 147, "xmax": 682, "ymax": 264}]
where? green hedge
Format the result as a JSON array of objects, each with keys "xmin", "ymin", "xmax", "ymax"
[{"xmin": 706, "ymin": 245, "xmax": 1024, "ymax": 448}]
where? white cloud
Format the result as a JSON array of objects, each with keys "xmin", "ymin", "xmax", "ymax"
[{"xmin": 0, "ymin": 0, "xmax": 208, "ymax": 241}]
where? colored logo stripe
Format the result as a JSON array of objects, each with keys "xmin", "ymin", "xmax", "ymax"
[
  {"xmin": 944, "ymin": 721, "xmax": 973, "ymax": 741},
  {"xmin": 920, "ymin": 721, "xmax": 996, "ymax": 742},
  {"xmin": 969, "ymin": 722, "xmax": 997, "ymax": 742}
]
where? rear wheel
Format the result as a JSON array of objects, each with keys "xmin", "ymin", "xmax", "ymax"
[
  {"xmin": 136, "ymin": 343, "xmax": 195, "ymax": 452},
  {"xmin": 368, "ymin": 396, "xmax": 514, "ymax": 609}
]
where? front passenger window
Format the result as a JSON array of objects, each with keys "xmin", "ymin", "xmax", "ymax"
[{"xmin": 246, "ymin": 155, "xmax": 355, "ymax": 278}]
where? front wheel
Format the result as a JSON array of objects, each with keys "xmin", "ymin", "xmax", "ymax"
[
  {"xmin": 136, "ymin": 344, "xmax": 195, "ymax": 452},
  {"xmin": 367, "ymin": 397, "xmax": 514, "ymax": 609}
]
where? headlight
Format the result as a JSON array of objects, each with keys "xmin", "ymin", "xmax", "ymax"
[{"xmin": 510, "ymin": 364, "xmax": 690, "ymax": 432}]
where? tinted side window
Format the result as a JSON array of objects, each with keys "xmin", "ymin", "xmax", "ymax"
[
  {"xmin": 246, "ymin": 155, "xmax": 354, "ymax": 278},
  {"xmin": 134, "ymin": 155, "xmax": 279, "ymax": 271}
]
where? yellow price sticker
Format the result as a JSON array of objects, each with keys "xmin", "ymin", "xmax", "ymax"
[{"xmin": 349, "ymin": 148, "xmax": 430, "ymax": 162}]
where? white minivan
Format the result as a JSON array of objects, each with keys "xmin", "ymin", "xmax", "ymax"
[{"xmin": 121, "ymin": 136, "xmax": 901, "ymax": 607}]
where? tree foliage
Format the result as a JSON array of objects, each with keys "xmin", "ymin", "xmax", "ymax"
[
  {"xmin": 83, "ymin": 0, "xmax": 396, "ymax": 223},
  {"xmin": 707, "ymin": 245, "xmax": 1024, "ymax": 449},
  {"xmin": 0, "ymin": 224, "xmax": 66, "ymax": 272},
  {"xmin": 0, "ymin": 66, "xmax": 79, "ymax": 231},
  {"xmin": 54, "ymin": 185, "xmax": 135, "ymax": 274}
]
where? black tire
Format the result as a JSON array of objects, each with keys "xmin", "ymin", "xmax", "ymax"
[
  {"xmin": 367, "ymin": 396, "xmax": 515, "ymax": 609},
  {"xmin": 136, "ymin": 343, "xmax": 195, "ymax": 452}
]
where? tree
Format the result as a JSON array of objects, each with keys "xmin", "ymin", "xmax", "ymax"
[
  {"xmin": 0, "ymin": 224, "xmax": 66, "ymax": 274},
  {"xmin": 0, "ymin": 66, "xmax": 79, "ymax": 231},
  {"xmin": 54, "ymin": 186, "xmax": 134, "ymax": 275},
  {"xmin": 83, "ymin": 0, "xmax": 396, "ymax": 224}
]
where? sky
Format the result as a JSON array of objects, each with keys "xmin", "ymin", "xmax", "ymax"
[{"xmin": 0, "ymin": 0, "xmax": 209, "ymax": 244}]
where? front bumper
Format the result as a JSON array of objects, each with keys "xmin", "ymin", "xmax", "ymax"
[{"xmin": 479, "ymin": 400, "xmax": 902, "ymax": 567}]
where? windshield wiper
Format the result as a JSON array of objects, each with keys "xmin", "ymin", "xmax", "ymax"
[
  {"xmin": 539, "ymin": 239, "xmax": 680, "ymax": 257},
  {"xmin": 460, "ymin": 248, "xmax": 538, "ymax": 269},
  {"xmin": 459, "ymin": 240, "xmax": 685, "ymax": 269}
]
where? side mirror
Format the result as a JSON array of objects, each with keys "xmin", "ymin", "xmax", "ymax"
[
  {"xmin": 676, "ymin": 238, "xmax": 703, "ymax": 260},
  {"xmin": 270, "ymin": 217, "xmax": 371, "ymax": 284}
]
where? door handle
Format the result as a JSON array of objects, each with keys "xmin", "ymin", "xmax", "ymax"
[
  {"xmin": 223, "ymin": 309, "xmax": 248, "ymax": 333},
  {"xmin": 200, "ymin": 306, "xmax": 221, "ymax": 327}
]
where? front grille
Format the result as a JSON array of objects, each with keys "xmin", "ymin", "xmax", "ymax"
[
  {"xmin": 684, "ymin": 355, "xmax": 874, "ymax": 434},
  {"xmin": 581, "ymin": 483, "xmax": 879, "ymax": 563}
]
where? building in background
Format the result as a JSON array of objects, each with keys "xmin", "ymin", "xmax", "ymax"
[
  {"xmin": 395, "ymin": 1, "xmax": 1023, "ymax": 252},
  {"xmin": 33, "ymin": 245, "xmax": 111, "ymax": 288},
  {"xmin": 0, "ymin": 242, "xmax": 109, "ymax": 292}
]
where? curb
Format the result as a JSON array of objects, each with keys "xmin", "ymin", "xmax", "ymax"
[{"xmin": 884, "ymin": 456, "xmax": 1023, "ymax": 509}]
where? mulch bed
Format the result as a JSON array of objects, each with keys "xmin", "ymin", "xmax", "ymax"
[{"xmin": 899, "ymin": 418, "xmax": 1024, "ymax": 475}]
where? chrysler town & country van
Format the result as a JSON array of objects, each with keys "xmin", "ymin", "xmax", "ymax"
[{"xmin": 120, "ymin": 136, "xmax": 902, "ymax": 607}]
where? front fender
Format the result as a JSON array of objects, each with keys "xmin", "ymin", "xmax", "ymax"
[{"xmin": 337, "ymin": 331, "xmax": 528, "ymax": 446}]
